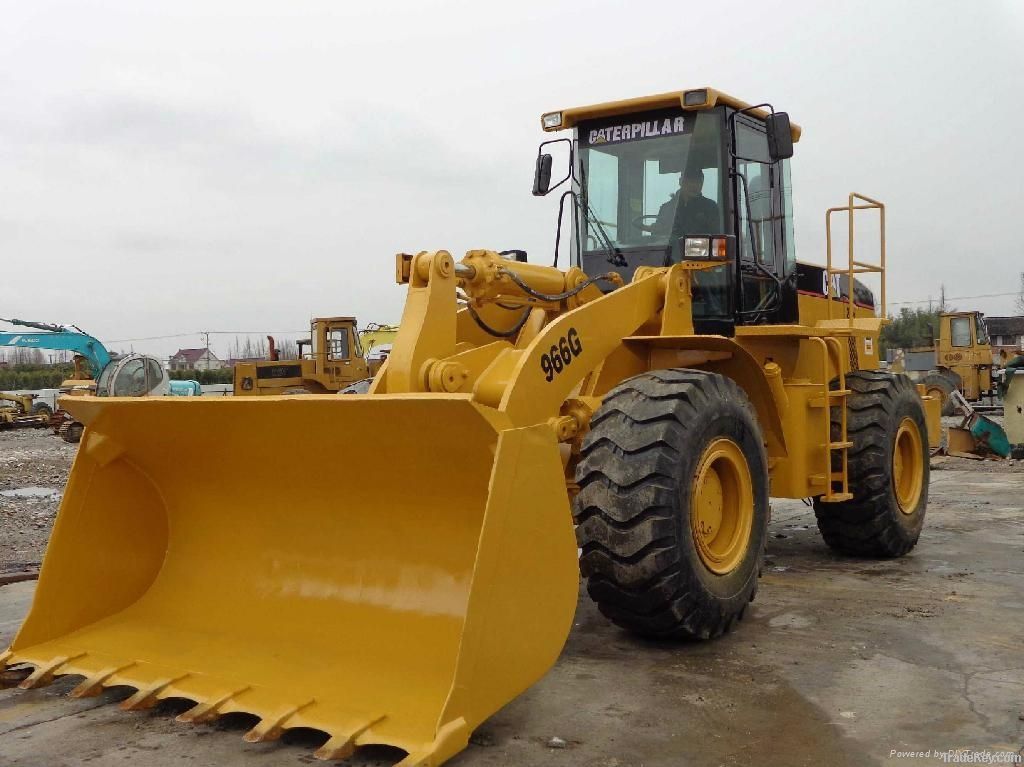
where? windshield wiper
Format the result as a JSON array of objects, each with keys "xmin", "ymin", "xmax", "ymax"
[
  {"xmin": 578, "ymin": 198, "xmax": 626, "ymax": 267},
  {"xmin": 575, "ymin": 162, "xmax": 626, "ymax": 268}
]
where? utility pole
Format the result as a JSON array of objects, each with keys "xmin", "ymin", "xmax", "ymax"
[
  {"xmin": 198, "ymin": 331, "xmax": 211, "ymax": 372},
  {"xmin": 939, "ymin": 284, "xmax": 947, "ymax": 313}
]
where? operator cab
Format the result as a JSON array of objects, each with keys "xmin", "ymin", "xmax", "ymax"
[
  {"xmin": 95, "ymin": 354, "xmax": 171, "ymax": 397},
  {"xmin": 535, "ymin": 88, "xmax": 801, "ymax": 334}
]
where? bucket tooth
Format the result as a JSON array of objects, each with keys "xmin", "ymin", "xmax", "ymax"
[
  {"xmin": 395, "ymin": 718, "xmax": 469, "ymax": 767},
  {"xmin": 70, "ymin": 663, "xmax": 138, "ymax": 698},
  {"xmin": 176, "ymin": 687, "xmax": 251, "ymax": 724},
  {"xmin": 242, "ymin": 700, "xmax": 315, "ymax": 744},
  {"xmin": 19, "ymin": 653, "xmax": 86, "ymax": 689},
  {"xmin": 120, "ymin": 674, "xmax": 190, "ymax": 711},
  {"xmin": 312, "ymin": 716, "xmax": 386, "ymax": 761}
]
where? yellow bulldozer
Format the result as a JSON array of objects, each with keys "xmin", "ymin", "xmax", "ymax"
[
  {"xmin": 3, "ymin": 88, "xmax": 939, "ymax": 766},
  {"xmin": 233, "ymin": 317, "xmax": 397, "ymax": 395}
]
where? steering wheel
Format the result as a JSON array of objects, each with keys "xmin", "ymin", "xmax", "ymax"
[{"xmin": 632, "ymin": 214, "xmax": 661, "ymax": 234}]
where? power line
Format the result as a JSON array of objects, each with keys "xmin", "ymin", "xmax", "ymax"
[
  {"xmin": 107, "ymin": 330, "xmax": 308, "ymax": 343},
  {"xmin": 888, "ymin": 291, "xmax": 1019, "ymax": 307}
]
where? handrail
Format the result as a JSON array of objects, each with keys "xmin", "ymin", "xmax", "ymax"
[{"xmin": 825, "ymin": 193, "xmax": 886, "ymax": 322}]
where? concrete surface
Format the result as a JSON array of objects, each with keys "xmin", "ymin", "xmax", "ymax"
[{"xmin": 1, "ymin": 468, "xmax": 1023, "ymax": 767}]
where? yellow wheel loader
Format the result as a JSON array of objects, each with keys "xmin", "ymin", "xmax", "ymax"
[
  {"xmin": 232, "ymin": 317, "xmax": 397, "ymax": 396},
  {"xmin": 2, "ymin": 88, "xmax": 940, "ymax": 766},
  {"xmin": 890, "ymin": 310, "xmax": 997, "ymax": 415}
]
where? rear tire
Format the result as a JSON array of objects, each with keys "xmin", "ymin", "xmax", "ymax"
[
  {"xmin": 31, "ymin": 402, "xmax": 53, "ymax": 416},
  {"xmin": 922, "ymin": 372, "xmax": 956, "ymax": 416},
  {"xmin": 813, "ymin": 371, "xmax": 929, "ymax": 557},
  {"xmin": 573, "ymin": 369, "xmax": 769, "ymax": 640}
]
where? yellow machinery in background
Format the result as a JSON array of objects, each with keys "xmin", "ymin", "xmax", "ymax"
[
  {"xmin": 0, "ymin": 392, "xmax": 53, "ymax": 429},
  {"xmin": 232, "ymin": 317, "xmax": 396, "ymax": 396},
  {"xmin": 4, "ymin": 88, "xmax": 938, "ymax": 766},
  {"xmin": 890, "ymin": 310, "xmax": 996, "ymax": 414}
]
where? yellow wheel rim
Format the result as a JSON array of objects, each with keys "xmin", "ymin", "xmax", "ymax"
[
  {"xmin": 893, "ymin": 417, "xmax": 924, "ymax": 514},
  {"xmin": 690, "ymin": 438, "xmax": 754, "ymax": 575},
  {"xmin": 926, "ymin": 386, "xmax": 946, "ymax": 407}
]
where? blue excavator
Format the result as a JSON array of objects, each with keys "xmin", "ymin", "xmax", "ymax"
[{"xmin": 0, "ymin": 317, "xmax": 200, "ymax": 442}]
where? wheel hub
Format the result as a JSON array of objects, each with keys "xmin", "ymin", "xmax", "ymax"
[
  {"xmin": 893, "ymin": 417, "xmax": 924, "ymax": 514},
  {"xmin": 690, "ymin": 438, "xmax": 754, "ymax": 575}
]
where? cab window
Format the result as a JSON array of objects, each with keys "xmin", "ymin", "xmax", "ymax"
[
  {"xmin": 327, "ymin": 329, "xmax": 350, "ymax": 360},
  {"xmin": 146, "ymin": 359, "xmax": 163, "ymax": 389},
  {"xmin": 950, "ymin": 316, "xmax": 972, "ymax": 347},
  {"xmin": 579, "ymin": 109, "xmax": 725, "ymax": 254},
  {"xmin": 734, "ymin": 122, "xmax": 774, "ymax": 267},
  {"xmin": 112, "ymin": 359, "xmax": 149, "ymax": 396},
  {"xmin": 781, "ymin": 159, "xmax": 796, "ymax": 275},
  {"xmin": 974, "ymin": 315, "xmax": 989, "ymax": 345}
]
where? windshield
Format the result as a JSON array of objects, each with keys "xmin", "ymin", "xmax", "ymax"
[
  {"xmin": 111, "ymin": 358, "xmax": 149, "ymax": 397},
  {"xmin": 579, "ymin": 109, "xmax": 725, "ymax": 259}
]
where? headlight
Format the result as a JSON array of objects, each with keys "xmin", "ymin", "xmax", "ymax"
[
  {"xmin": 683, "ymin": 237, "xmax": 710, "ymax": 259},
  {"xmin": 683, "ymin": 89, "xmax": 708, "ymax": 107},
  {"xmin": 541, "ymin": 111, "xmax": 563, "ymax": 129},
  {"xmin": 682, "ymin": 236, "xmax": 730, "ymax": 260}
]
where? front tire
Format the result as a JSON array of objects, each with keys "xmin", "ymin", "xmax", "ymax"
[
  {"xmin": 813, "ymin": 371, "xmax": 929, "ymax": 557},
  {"xmin": 573, "ymin": 369, "xmax": 769, "ymax": 640},
  {"xmin": 922, "ymin": 372, "xmax": 956, "ymax": 416}
]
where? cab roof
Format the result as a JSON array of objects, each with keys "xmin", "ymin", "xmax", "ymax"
[{"xmin": 542, "ymin": 87, "xmax": 802, "ymax": 142}]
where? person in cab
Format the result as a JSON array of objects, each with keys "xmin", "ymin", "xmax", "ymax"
[{"xmin": 654, "ymin": 167, "xmax": 720, "ymax": 240}]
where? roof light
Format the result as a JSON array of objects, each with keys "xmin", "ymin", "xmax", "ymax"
[
  {"xmin": 683, "ymin": 89, "xmax": 708, "ymax": 107},
  {"xmin": 541, "ymin": 111, "xmax": 563, "ymax": 129}
]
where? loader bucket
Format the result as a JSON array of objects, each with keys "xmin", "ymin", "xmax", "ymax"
[{"xmin": 2, "ymin": 395, "xmax": 579, "ymax": 765}]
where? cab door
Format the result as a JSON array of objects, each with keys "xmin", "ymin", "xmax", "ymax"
[{"xmin": 732, "ymin": 115, "xmax": 797, "ymax": 323}]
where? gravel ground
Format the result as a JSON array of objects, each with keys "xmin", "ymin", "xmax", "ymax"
[{"xmin": 0, "ymin": 429, "xmax": 76, "ymax": 575}]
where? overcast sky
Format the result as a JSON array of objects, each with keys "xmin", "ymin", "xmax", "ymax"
[{"xmin": 1, "ymin": 0, "xmax": 1021, "ymax": 359}]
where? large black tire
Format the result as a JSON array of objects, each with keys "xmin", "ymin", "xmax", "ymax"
[
  {"xmin": 813, "ymin": 371, "xmax": 929, "ymax": 557},
  {"xmin": 921, "ymin": 372, "xmax": 956, "ymax": 416},
  {"xmin": 31, "ymin": 402, "xmax": 53, "ymax": 417},
  {"xmin": 573, "ymin": 369, "xmax": 769, "ymax": 640}
]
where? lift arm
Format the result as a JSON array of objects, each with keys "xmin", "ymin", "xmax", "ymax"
[{"xmin": 380, "ymin": 250, "xmax": 717, "ymax": 430}]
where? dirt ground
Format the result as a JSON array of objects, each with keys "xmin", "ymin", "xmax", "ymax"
[
  {"xmin": 1, "ymin": 429, "xmax": 1023, "ymax": 767},
  {"xmin": 0, "ymin": 429, "xmax": 76, "ymax": 576}
]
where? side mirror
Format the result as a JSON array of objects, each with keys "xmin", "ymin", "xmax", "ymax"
[
  {"xmin": 766, "ymin": 112, "xmax": 794, "ymax": 161},
  {"xmin": 532, "ymin": 153, "xmax": 553, "ymax": 196}
]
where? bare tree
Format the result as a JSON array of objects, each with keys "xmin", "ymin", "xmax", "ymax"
[
  {"xmin": 277, "ymin": 339, "xmax": 299, "ymax": 359},
  {"xmin": 228, "ymin": 335, "xmax": 274, "ymax": 361},
  {"xmin": 1016, "ymin": 272, "xmax": 1024, "ymax": 315}
]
